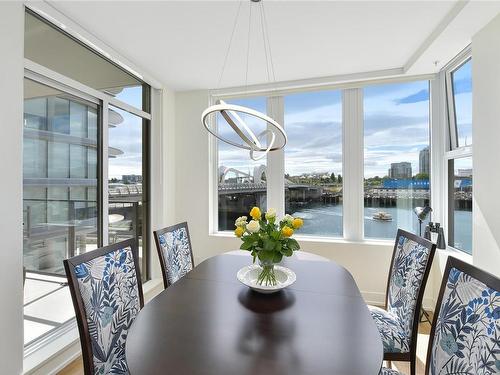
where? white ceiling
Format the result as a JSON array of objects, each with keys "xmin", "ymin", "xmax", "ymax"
[{"xmin": 48, "ymin": 0, "xmax": 500, "ymax": 91}]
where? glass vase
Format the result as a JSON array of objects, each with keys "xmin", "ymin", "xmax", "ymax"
[{"xmin": 257, "ymin": 259, "xmax": 277, "ymax": 286}]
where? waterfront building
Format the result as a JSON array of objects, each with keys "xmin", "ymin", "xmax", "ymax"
[
  {"xmin": 419, "ymin": 146, "xmax": 430, "ymax": 175},
  {"xmin": 388, "ymin": 162, "xmax": 412, "ymax": 179}
]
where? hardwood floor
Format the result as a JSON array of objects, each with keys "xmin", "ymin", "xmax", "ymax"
[{"xmin": 58, "ymin": 311, "xmax": 433, "ymax": 375}]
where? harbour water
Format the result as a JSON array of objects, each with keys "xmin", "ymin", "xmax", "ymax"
[{"xmin": 291, "ymin": 203, "xmax": 472, "ymax": 254}]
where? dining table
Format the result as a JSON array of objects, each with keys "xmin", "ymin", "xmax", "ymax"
[{"xmin": 126, "ymin": 250, "xmax": 383, "ymax": 375}]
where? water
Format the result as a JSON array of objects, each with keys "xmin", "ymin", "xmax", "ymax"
[{"xmin": 290, "ymin": 203, "xmax": 472, "ymax": 253}]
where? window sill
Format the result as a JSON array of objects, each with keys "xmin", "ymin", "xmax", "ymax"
[
  {"xmin": 437, "ymin": 245, "xmax": 473, "ymax": 264},
  {"xmin": 209, "ymin": 231, "xmax": 394, "ymax": 247},
  {"xmin": 23, "ymin": 278, "xmax": 164, "ymax": 375}
]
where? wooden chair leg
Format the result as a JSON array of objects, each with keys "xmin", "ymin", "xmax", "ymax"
[
  {"xmin": 386, "ymin": 360, "xmax": 392, "ymax": 369},
  {"xmin": 410, "ymin": 358, "xmax": 416, "ymax": 375}
]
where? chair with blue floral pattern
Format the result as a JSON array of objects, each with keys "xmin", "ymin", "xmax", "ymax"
[
  {"xmin": 378, "ymin": 256, "xmax": 500, "ymax": 375},
  {"xmin": 153, "ymin": 222, "xmax": 195, "ymax": 289},
  {"xmin": 368, "ymin": 228, "xmax": 436, "ymax": 375},
  {"xmin": 64, "ymin": 239, "xmax": 144, "ymax": 375}
]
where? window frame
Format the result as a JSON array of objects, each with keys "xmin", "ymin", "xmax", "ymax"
[
  {"xmin": 445, "ymin": 48, "xmax": 472, "ymax": 152},
  {"xmin": 443, "ymin": 48, "xmax": 473, "ymax": 255},
  {"xmin": 209, "ymin": 75, "xmax": 434, "ymax": 243},
  {"xmin": 23, "ymin": 28, "xmax": 152, "ymax": 362}
]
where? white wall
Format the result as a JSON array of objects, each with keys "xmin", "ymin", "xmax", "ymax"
[
  {"xmin": 0, "ymin": 2, "xmax": 25, "ymax": 374},
  {"xmin": 471, "ymin": 14, "xmax": 500, "ymax": 278},
  {"xmin": 174, "ymin": 90, "xmax": 439, "ymax": 308}
]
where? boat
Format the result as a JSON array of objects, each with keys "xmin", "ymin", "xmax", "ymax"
[{"xmin": 373, "ymin": 211, "xmax": 393, "ymax": 221}]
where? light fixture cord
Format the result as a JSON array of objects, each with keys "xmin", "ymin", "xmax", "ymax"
[
  {"xmin": 261, "ymin": 1, "xmax": 277, "ymax": 85},
  {"xmin": 260, "ymin": 1, "xmax": 277, "ymax": 126},
  {"xmin": 217, "ymin": 0, "xmax": 243, "ymax": 90},
  {"xmin": 245, "ymin": 1, "xmax": 252, "ymax": 94}
]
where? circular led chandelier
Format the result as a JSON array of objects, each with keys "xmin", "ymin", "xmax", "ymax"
[{"xmin": 201, "ymin": 0, "xmax": 287, "ymax": 161}]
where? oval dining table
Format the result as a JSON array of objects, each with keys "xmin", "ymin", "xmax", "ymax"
[{"xmin": 126, "ymin": 250, "xmax": 383, "ymax": 375}]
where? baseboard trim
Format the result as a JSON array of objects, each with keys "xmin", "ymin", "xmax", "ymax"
[{"xmin": 361, "ymin": 291, "xmax": 435, "ymax": 312}]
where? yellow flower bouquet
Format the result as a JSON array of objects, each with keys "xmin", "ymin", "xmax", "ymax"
[{"xmin": 234, "ymin": 206, "xmax": 303, "ymax": 286}]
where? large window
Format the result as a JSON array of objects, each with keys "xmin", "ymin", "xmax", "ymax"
[
  {"xmin": 23, "ymin": 9, "xmax": 151, "ymax": 349},
  {"xmin": 363, "ymin": 81, "xmax": 431, "ymax": 239},
  {"xmin": 217, "ymin": 97, "xmax": 267, "ymax": 231},
  {"xmin": 284, "ymin": 90, "xmax": 343, "ymax": 237},
  {"xmin": 448, "ymin": 157, "xmax": 472, "ymax": 254},
  {"xmin": 446, "ymin": 54, "xmax": 473, "ymax": 254}
]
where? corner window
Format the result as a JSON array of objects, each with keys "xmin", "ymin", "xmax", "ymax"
[
  {"xmin": 445, "ymin": 54, "xmax": 473, "ymax": 254},
  {"xmin": 363, "ymin": 80, "xmax": 431, "ymax": 239},
  {"xmin": 284, "ymin": 90, "xmax": 343, "ymax": 237}
]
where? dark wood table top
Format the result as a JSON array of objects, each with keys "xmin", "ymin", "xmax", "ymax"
[{"xmin": 126, "ymin": 251, "xmax": 383, "ymax": 375}]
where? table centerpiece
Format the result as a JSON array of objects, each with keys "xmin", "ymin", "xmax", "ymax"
[{"xmin": 234, "ymin": 206, "xmax": 303, "ymax": 287}]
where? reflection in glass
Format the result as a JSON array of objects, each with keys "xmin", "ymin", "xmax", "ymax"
[
  {"xmin": 448, "ymin": 157, "xmax": 472, "ymax": 254},
  {"xmin": 451, "ymin": 59, "xmax": 472, "ymax": 147},
  {"xmin": 364, "ymin": 81, "xmax": 431, "ymax": 239},
  {"xmin": 23, "ymin": 79, "xmax": 99, "ymax": 275},
  {"xmin": 108, "ymin": 106, "xmax": 147, "ymax": 276},
  {"xmin": 284, "ymin": 90, "xmax": 343, "ymax": 237},
  {"xmin": 217, "ymin": 97, "xmax": 267, "ymax": 231}
]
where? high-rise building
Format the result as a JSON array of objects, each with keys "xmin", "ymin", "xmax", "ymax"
[
  {"xmin": 419, "ymin": 147, "xmax": 430, "ymax": 175},
  {"xmin": 388, "ymin": 162, "xmax": 412, "ymax": 179}
]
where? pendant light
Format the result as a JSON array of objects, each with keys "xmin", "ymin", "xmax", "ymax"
[{"xmin": 201, "ymin": 0, "xmax": 287, "ymax": 161}]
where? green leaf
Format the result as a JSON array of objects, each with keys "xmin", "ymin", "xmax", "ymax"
[
  {"xmin": 274, "ymin": 242, "xmax": 282, "ymax": 252},
  {"xmin": 258, "ymin": 250, "xmax": 274, "ymax": 262},
  {"xmin": 272, "ymin": 252, "xmax": 283, "ymax": 263},
  {"xmin": 287, "ymin": 238, "xmax": 300, "ymax": 250},
  {"xmin": 283, "ymin": 248, "xmax": 293, "ymax": 257},
  {"xmin": 240, "ymin": 241, "xmax": 253, "ymax": 250},
  {"xmin": 271, "ymin": 231, "xmax": 280, "ymax": 240},
  {"xmin": 263, "ymin": 238, "xmax": 275, "ymax": 251}
]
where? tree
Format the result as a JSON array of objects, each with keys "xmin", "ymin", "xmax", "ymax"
[
  {"xmin": 337, "ymin": 174, "xmax": 342, "ymax": 183},
  {"xmin": 330, "ymin": 172, "xmax": 336, "ymax": 183},
  {"xmin": 414, "ymin": 173, "xmax": 429, "ymax": 180}
]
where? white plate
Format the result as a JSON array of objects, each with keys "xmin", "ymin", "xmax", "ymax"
[{"xmin": 236, "ymin": 265, "xmax": 296, "ymax": 294}]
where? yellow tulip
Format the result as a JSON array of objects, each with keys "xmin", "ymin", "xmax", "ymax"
[
  {"xmin": 250, "ymin": 206, "xmax": 261, "ymax": 220},
  {"xmin": 282, "ymin": 226, "xmax": 294, "ymax": 237},
  {"xmin": 234, "ymin": 227, "xmax": 244, "ymax": 238},
  {"xmin": 292, "ymin": 218, "xmax": 304, "ymax": 229}
]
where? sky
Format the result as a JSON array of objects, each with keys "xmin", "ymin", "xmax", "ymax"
[
  {"xmin": 108, "ymin": 86, "xmax": 144, "ymax": 180},
  {"xmin": 108, "ymin": 65, "xmax": 472, "ymax": 182},
  {"xmin": 219, "ymin": 67, "xmax": 472, "ymax": 180}
]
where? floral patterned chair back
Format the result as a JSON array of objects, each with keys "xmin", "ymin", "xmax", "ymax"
[
  {"xmin": 64, "ymin": 239, "xmax": 144, "ymax": 375},
  {"xmin": 426, "ymin": 257, "xmax": 500, "ymax": 375},
  {"xmin": 153, "ymin": 222, "xmax": 195, "ymax": 289},
  {"xmin": 386, "ymin": 229, "xmax": 436, "ymax": 350}
]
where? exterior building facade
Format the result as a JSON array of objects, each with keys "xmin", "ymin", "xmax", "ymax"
[
  {"xmin": 419, "ymin": 146, "xmax": 430, "ymax": 175},
  {"xmin": 388, "ymin": 162, "xmax": 412, "ymax": 179}
]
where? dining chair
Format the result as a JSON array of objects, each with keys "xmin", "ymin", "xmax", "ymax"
[
  {"xmin": 379, "ymin": 256, "xmax": 500, "ymax": 375},
  {"xmin": 63, "ymin": 239, "xmax": 144, "ymax": 375},
  {"xmin": 153, "ymin": 221, "xmax": 195, "ymax": 289},
  {"xmin": 368, "ymin": 229, "xmax": 436, "ymax": 375}
]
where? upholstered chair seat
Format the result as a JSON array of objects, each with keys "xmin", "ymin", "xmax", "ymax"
[
  {"xmin": 154, "ymin": 222, "xmax": 195, "ymax": 289},
  {"xmin": 379, "ymin": 367, "xmax": 403, "ymax": 375},
  {"xmin": 368, "ymin": 229, "xmax": 436, "ymax": 375},
  {"xmin": 368, "ymin": 305, "xmax": 409, "ymax": 353}
]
